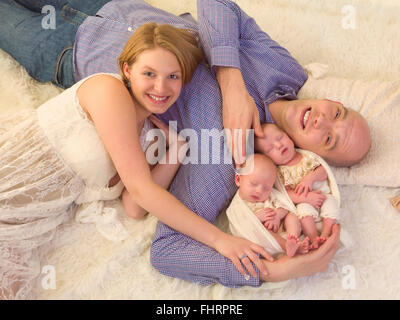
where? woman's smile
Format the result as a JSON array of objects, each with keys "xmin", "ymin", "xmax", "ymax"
[{"xmin": 146, "ymin": 93, "xmax": 170, "ymax": 104}]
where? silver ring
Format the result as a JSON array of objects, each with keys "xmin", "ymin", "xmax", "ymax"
[{"xmin": 240, "ymin": 254, "xmax": 248, "ymax": 260}]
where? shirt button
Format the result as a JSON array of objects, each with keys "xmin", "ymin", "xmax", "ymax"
[{"xmin": 128, "ymin": 27, "xmax": 133, "ymax": 32}]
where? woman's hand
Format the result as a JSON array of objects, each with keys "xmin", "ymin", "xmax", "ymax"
[{"xmin": 213, "ymin": 233, "xmax": 274, "ymax": 279}]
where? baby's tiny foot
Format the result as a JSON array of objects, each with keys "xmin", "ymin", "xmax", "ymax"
[
  {"xmin": 286, "ymin": 234, "xmax": 300, "ymax": 257},
  {"xmin": 297, "ymin": 237, "xmax": 310, "ymax": 254},
  {"xmin": 317, "ymin": 236, "xmax": 327, "ymax": 246},
  {"xmin": 309, "ymin": 239, "xmax": 319, "ymax": 250}
]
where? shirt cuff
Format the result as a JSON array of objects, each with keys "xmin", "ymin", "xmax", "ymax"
[
  {"xmin": 210, "ymin": 45, "xmax": 241, "ymax": 70},
  {"xmin": 264, "ymin": 86, "xmax": 298, "ymax": 123}
]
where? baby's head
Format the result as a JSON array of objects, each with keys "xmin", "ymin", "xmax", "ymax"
[
  {"xmin": 235, "ymin": 153, "xmax": 277, "ymax": 203},
  {"xmin": 255, "ymin": 123, "xmax": 296, "ymax": 165}
]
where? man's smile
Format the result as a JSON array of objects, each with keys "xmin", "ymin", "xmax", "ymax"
[{"xmin": 301, "ymin": 107, "xmax": 312, "ymax": 130}]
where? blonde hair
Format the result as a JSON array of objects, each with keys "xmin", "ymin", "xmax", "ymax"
[{"xmin": 118, "ymin": 22, "xmax": 204, "ymax": 86}]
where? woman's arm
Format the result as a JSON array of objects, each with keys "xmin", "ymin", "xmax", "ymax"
[
  {"xmin": 77, "ymin": 74, "xmax": 272, "ymax": 278},
  {"xmin": 122, "ymin": 138, "xmax": 188, "ymax": 220}
]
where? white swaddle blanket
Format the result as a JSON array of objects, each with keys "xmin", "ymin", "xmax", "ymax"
[
  {"xmin": 226, "ymin": 188, "xmax": 295, "ymax": 256},
  {"xmin": 227, "ymin": 149, "xmax": 353, "ymax": 255}
]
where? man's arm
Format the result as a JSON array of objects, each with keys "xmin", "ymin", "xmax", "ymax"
[
  {"xmin": 197, "ymin": 0, "xmax": 265, "ymax": 162},
  {"xmin": 197, "ymin": 0, "xmax": 307, "ymax": 101},
  {"xmin": 197, "ymin": 0, "xmax": 307, "ymax": 161},
  {"xmin": 216, "ymin": 66, "xmax": 263, "ymax": 164}
]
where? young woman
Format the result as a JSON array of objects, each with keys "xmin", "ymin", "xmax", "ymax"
[{"xmin": 0, "ymin": 22, "xmax": 272, "ymax": 299}]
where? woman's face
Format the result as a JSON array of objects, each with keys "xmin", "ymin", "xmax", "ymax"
[{"xmin": 124, "ymin": 46, "xmax": 183, "ymax": 114}]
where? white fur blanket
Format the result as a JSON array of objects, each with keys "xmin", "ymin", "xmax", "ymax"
[{"xmin": 1, "ymin": 0, "xmax": 400, "ymax": 299}]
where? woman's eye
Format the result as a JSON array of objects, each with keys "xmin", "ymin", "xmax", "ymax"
[
  {"xmin": 144, "ymin": 72, "xmax": 155, "ymax": 77},
  {"xmin": 169, "ymin": 74, "xmax": 178, "ymax": 79},
  {"xmin": 335, "ymin": 109, "xmax": 341, "ymax": 119}
]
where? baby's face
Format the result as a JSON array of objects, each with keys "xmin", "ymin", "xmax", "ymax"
[
  {"xmin": 236, "ymin": 164, "xmax": 275, "ymax": 203},
  {"xmin": 255, "ymin": 124, "xmax": 296, "ymax": 165}
]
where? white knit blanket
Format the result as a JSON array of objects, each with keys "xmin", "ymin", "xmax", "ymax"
[{"xmin": 1, "ymin": 0, "xmax": 400, "ymax": 299}]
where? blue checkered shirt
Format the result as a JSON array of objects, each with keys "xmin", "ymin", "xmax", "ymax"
[{"xmin": 74, "ymin": 0, "xmax": 307, "ymax": 287}]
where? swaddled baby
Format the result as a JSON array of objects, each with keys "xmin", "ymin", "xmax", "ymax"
[{"xmin": 228, "ymin": 154, "xmax": 310, "ymax": 257}]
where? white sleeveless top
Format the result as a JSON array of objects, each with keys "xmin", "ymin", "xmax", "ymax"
[{"xmin": 37, "ymin": 73, "xmax": 153, "ymax": 204}]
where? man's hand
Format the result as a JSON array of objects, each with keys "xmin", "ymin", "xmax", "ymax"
[
  {"xmin": 260, "ymin": 224, "xmax": 341, "ymax": 282},
  {"xmin": 215, "ymin": 66, "xmax": 264, "ymax": 167}
]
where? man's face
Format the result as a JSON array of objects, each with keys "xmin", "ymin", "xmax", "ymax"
[{"xmin": 272, "ymin": 99, "xmax": 371, "ymax": 166}]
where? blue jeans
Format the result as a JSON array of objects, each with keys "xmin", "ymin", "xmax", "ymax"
[{"xmin": 0, "ymin": 0, "xmax": 110, "ymax": 88}]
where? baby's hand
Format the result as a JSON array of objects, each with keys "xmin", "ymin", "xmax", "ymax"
[
  {"xmin": 305, "ymin": 191, "xmax": 326, "ymax": 209},
  {"xmin": 264, "ymin": 215, "xmax": 281, "ymax": 233},
  {"xmin": 254, "ymin": 208, "xmax": 279, "ymax": 232},
  {"xmin": 255, "ymin": 208, "xmax": 276, "ymax": 223},
  {"xmin": 295, "ymin": 176, "xmax": 314, "ymax": 196}
]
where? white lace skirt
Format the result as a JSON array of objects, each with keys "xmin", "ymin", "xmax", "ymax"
[{"xmin": 0, "ymin": 109, "xmax": 84, "ymax": 299}]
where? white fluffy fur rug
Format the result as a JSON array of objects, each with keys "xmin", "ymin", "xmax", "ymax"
[{"xmin": 1, "ymin": 0, "xmax": 400, "ymax": 299}]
